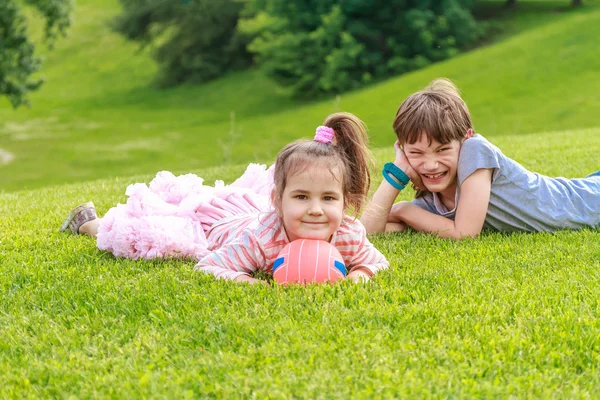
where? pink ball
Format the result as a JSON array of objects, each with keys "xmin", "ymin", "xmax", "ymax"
[{"xmin": 272, "ymin": 239, "xmax": 346, "ymax": 284}]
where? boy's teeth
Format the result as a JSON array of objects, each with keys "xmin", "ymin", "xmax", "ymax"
[{"xmin": 426, "ymin": 172, "xmax": 444, "ymax": 179}]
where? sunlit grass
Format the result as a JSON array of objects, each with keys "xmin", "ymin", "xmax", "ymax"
[{"xmin": 1, "ymin": 128, "xmax": 599, "ymax": 397}]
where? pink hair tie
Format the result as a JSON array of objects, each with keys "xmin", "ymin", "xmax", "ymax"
[{"xmin": 314, "ymin": 126, "xmax": 335, "ymax": 144}]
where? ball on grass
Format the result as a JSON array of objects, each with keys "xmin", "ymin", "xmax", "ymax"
[{"xmin": 272, "ymin": 239, "xmax": 346, "ymax": 284}]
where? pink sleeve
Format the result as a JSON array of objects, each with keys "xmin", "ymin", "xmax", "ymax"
[
  {"xmin": 346, "ymin": 221, "xmax": 389, "ymax": 276},
  {"xmin": 194, "ymin": 230, "xmax": 266, "ymax": 281}
]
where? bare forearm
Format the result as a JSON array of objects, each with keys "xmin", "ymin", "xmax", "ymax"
[
  {"xmin": 393, "ymin": 203, "xmax": 474, "ymax": 239},
  {"xmin": 360, "ymin": 180, "xmax": 401, "ymax": 233}
]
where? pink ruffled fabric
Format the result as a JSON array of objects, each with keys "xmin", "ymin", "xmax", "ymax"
[{"xmin": 96, "ymin": 164, "xmax": 274, "ymax": 260}]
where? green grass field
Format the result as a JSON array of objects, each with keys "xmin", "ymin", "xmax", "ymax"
[
  {"xmin": 2, "ymin": 128, "xmax": 600, "ymax": 397},
  {"xmin": 2, "ymin": 0, "xmax": 600, "ymax": 397}
]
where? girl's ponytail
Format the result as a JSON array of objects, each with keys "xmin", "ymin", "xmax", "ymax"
[{"xmin": 323, "ymin": 112, "xmax": 374, "ymax": 215}]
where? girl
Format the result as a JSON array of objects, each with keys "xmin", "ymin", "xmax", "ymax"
[
  {"xmin": 360, "ymin": 79, "xmax": 600, "ymax": 239},
  {"xmin": 62, "ymin": 113, "xmax": 389, "ymax": 283}
]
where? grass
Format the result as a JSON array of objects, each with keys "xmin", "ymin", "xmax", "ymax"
[
  {"xmin": 1, "ymin": 0, "xmax": 600, "ymax": 396},
  {"xmin": 1, "ymin": 127, "xmax": 599, "ymax": 397},
  {"xmin": 0, "ymin": 0, "xmax": 599, "ymax": 191}
]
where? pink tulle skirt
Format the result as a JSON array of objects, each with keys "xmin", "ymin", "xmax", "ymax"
[{"xmin": 96, "ymin": 164, "xmax": 274, "ymax": 260}]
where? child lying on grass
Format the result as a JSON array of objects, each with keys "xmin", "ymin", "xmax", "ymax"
[
  {"xmin": 62, "ymin": 113, "xmax": 389, "ymax": 283},
  {"xmin": 361, "ymin": 78, "xmax": 600, "ymax": 239}
]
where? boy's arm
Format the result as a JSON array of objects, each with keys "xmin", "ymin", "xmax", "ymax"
[
  {"xmin": 393, "ymin": 169, "xmax": 492, "ymax": 239},
  {"xmin": 360, "ymin": 178, "xmax": 403, "ymax": 234},
  {"xmin": 361, "ymin": 140, "xmax": 423, "ymax": 234}
]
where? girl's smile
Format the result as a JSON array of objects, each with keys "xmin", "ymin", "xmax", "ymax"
[{"xmin": 276, "ymin": 164, "xmax": 345, "ymax": 243}]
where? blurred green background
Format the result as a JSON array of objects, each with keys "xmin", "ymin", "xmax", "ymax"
[{"xmin": 0, "ymin": 0, "xmax": 598, "ymax": 192}]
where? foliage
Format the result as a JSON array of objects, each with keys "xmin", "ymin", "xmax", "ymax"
[
  {"xmin": 506, "ymin": 0, "xmax": 582, "ymax": 7},
  {"xmin": 1, "ymin": 0, "xmax": 599, "ymax": 192},
  {"xmin": 1, "ymin": 3, "xmax": 600, "ymax": 393},
  {"xmin": 241, "ymin": 0, "xmax": 485, "ymax": 97},
  {"xmin": 1, "ymin": 132, "xmax": 600, "ymax": 396},
  {"xmin": 112, "ymin": 0, "xmax": 252, "ymax": 87},
  {"xmin": 0, "ymin": 0, "xmax": 71, "ymax": 108}
]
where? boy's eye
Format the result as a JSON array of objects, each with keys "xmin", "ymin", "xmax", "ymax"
[{"xmin": 438, "ymin": 147, "xmax": 451, "ymax": 152}]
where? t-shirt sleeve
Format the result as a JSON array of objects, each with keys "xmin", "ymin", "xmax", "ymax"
[
  {"xmin": 458, "ymin": 135, "xmax": 502, "ymax": 185},
  {"xmin": 411, "ymin": 194, "xmax": 438, "ymax": 214},
  {"xmin": 194, "ymin": 229, "xmax": 266, "ymax": 281},
  {"xmin": 343, "ymin": 220, "xmax": 389, "ymax": 276}
]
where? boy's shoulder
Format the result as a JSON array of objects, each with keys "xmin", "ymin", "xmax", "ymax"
[
  {"xmin": 461, "ymin": 134, "xmax": 503, "ymax": 159},
  {"xmin": 463, "ymin": 133, "xmax": 489, "ymax": 149}
]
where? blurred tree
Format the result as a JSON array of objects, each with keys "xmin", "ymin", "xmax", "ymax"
[
  {"xmin": 112, "ymin": 0, "xmax": 252, "ymax": 87},
  {"xmin": 506, "ymin": 0, "xmax": 582, "ymax": 7},
  {"xmin": 241, "ymin": 0, "xmax": 485, "ymax": 97},
  {"xmin": 0, "ymin": 0, "xmax": 72, "ymax": 108}
]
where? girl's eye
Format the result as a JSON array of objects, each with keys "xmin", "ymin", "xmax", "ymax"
[
  {"xmin": 295, "ymin": 195, "xmax": 307, "ymax": 200},
  {"xmin": 323, "ymin": 196, "xmax": 336, "ymax": 201}
]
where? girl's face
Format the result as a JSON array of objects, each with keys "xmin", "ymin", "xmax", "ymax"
[
  {"xmin": 403, "ymin": 133, "xmax": 465, "ymax": 199},
  {"xmin": 275, "ymin": 164, "xmax": 345, "ymax": 243}
]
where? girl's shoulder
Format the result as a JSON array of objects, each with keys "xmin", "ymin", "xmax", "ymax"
[
  {"xmin": 208, "ymin": 210, "xmax": 282, "ymax": 248},
  {"xmin": 336, "ymin": 215, "xmax": 367, "ymax": 236}
]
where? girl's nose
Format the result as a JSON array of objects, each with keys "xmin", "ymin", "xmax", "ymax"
[{"xmin": 308, "ymin": 201, "xmax": 323, "ymax": 215}]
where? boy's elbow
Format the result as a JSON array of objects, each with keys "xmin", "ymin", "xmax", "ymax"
[
  {"xmin": 364, "ymin": 221, "xmax": 386, "ymax": 234},
  {"xmin": 360, "ymin": 217, "xmax": 380, "ymax": 234},
  {"xmin": 449, "ymin": 228, "xmax": 480, "ymax": 240}
]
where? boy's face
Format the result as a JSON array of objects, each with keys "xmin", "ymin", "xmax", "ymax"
[{"xmin": 402, "ymin": 133, "xmax": 465, "ymax": 199}]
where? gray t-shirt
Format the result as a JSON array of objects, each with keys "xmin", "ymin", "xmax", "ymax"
[{"xmin": 412, "ymin": 134, "xmax": 600, "ymax": 232}]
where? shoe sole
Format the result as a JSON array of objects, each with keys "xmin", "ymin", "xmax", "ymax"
[{"xmin": 60, "ymin": 201, "xmax": 96, "ymax": 233}]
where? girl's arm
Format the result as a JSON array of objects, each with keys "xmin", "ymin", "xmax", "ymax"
[
  {"xmin": 393, "ymin": 169, "xmax": 493, "ymax": 239},
  {"xmin": 194, "ymin": 231, "xmax": 267, "ymax": 284},
  {"xmin": 345, "ymin": 221, "xmax": 390, "ymax": 282}
]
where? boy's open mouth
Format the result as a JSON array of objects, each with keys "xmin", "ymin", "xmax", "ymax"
[{"xmin": 423, "ymin": 172, "xmax": 447, "ymax": 180}]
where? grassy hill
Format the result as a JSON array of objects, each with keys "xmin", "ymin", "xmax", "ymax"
[
  {"xmin": 0, "ymin": 0, "xmax": 599, "ymax": 191},
  {"xmin": 2, "ymin": 1, "xmax": 600, "ymax": 396},
  {"xmin": 1, "ymin": 127, "xmax": 600, "ymax": 397}
]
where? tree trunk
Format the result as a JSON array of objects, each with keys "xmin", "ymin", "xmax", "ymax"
[
  {"xmin": 572, "ymin": 0, "xmax": 582, "ymax": 7},
  {"xmin": 505, "ymin": 0, "xmax": 516, "ymax": 7}
]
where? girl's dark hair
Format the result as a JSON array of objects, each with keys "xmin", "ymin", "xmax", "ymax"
[{"xmin": 272, "ymin": 112, "xmax": 374, "ymax": 215}]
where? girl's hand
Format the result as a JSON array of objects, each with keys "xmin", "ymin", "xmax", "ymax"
[
  {"xmin": 393, "ymin": 140, "xmax": 424, "ymax": 190},
  {"xmin": 347, "ymin": 268, "xmax": 371, "ymax": 283},
  {"xmin": 234, "ymin": 275, "xmax": 268, "ymax": 285}
]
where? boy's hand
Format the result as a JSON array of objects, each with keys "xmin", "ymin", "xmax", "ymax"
[{"xmin": 393, "ymin": 140, "xmax": 424, "ymax": 190}]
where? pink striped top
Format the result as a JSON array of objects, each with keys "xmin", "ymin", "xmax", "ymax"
[{"xmin": 194, "ymin": 211, "xmax": 389, "ymax": 281}]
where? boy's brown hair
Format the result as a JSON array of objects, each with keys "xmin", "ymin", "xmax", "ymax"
[{"xmin": 393, "ymin": 78, "xmax": 473, "ymax": 145}]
